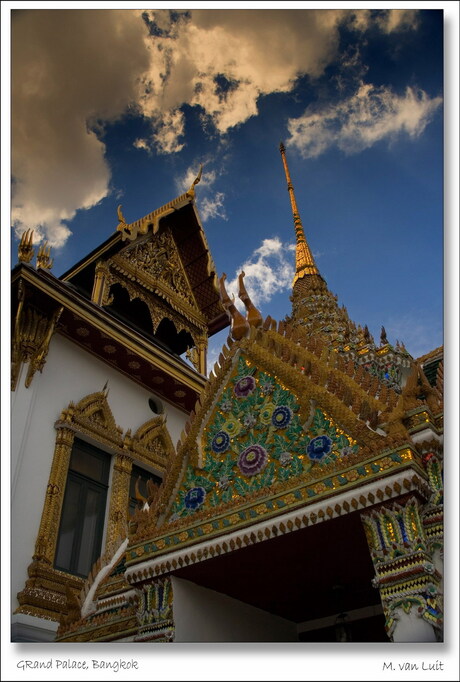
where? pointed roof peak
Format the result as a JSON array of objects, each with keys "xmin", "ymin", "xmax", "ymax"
[{"xmin": 279, "ymin": 143, "xmax": 320, "ymax": 284}]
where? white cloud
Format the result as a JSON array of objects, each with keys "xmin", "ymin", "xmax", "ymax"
[
  {"xmin": 152, "ymin": 109, "xmax": 185, "ymax": 154},
  {"xmin": 225, "ymin": 237, "xmax": 295, "ymax": 310},
  {"xmin": 200, "ymin": 192, "xmax": 227, "ymax": 222},
  {"xmin": 175, "ymin": 165, "xmax": 217, "ymax": 194},
  {"xmin": 138, "ymin": 9, "xmax": 345, "ymax": 146},
  {"xmin": 11, "ymin": 9, "xmax": 424, "ymax": 247},
  {"xmin": 346, "ymin": 9, "xmax": 420, "ymax": 34},
  {"xmin": 287, "ymin": 83, "xmax": 442, "ymax": 158},
  {"xmin": 174, "ymin": 164, "xmax": 227, "ymax": 222},
  {"xmin": 377, "ymin": 9, "xmax": 420, "ymax": 33},
  {"xmin": 12, "ymin": 9, "xmax": 151, "ymax": 247}
]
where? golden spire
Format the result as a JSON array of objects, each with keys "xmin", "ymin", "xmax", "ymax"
[{"xmin": 279, "ymin": 142, "xmax": 320, "ymax": 283}]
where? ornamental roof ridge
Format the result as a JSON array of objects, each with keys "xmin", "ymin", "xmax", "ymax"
[
  {"xmin": 117, "ymin": 190, "xmax": 193, "ymax": 241},
  {"xmin": 416, "ymin": 345, "xmax": 443, "ymax": 364},
  {"xmin": 127, "ymin": 324, "xmax": 417, "ymax": 548}
]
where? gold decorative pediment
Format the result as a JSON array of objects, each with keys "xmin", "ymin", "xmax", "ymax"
[
  {"xmin": 144, "ymin": 326, "xmax": 405, "ymax": 533},
  {"xmin": 69, "ymin": 391, "xmax": 124, "ymax": 447},
  {"xmin": 113, "ymin": 229, "xmax": 196, "ymax": 310},
  {"xmin": 130, "ymin": 416, "xmax": 176, "ymax": 471}
]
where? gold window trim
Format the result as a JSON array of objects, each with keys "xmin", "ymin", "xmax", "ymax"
[{"xmin": 15, "ymin": 390, "xmax": 175, "ymax": 623}]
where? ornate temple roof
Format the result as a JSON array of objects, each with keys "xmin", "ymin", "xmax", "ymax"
[
  {"xmin": 12, "ymin": 178, "xmax": 228, "ymax": 410},
  {"xmin": 277, "ymin": 144, "xmax": 414, "ymax": 394},
  {"xmin": 56, "ymin": 301, "xmax": 442, "ymax": 640},
  {"xmin": 54, "ymin": 149, "xmax": 443, "ymax": 642},
  {"xmin": 61, "ymin": 180, "xmax": 227, "ymax": 336}
]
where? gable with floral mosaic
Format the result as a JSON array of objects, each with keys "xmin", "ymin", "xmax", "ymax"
[{"xmin": 168, "ymin": 353, "xmax": 359, "ymax": 521}]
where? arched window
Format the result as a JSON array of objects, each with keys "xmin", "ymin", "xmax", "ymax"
[{"xmin": 154, "ymin": 317, "xmax": 194, "ymax": 355}]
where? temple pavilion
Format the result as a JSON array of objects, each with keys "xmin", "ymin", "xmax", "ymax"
[{"xmin": 11, "ymin": 146, "xmax": 443, "ymax": 644}]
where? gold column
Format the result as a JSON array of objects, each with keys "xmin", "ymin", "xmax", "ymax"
[
  {"xmin": 105, "ymin": 453, "xmax": 133, "ymax": 547},
  {"xmin": 197, "ymin": 336, "xmax": 208, "ymax": 376},
  {"xmin": 91, "ymin": 268, "xmax": 104, "ymax": 304},
  {"xmin": 15, "ymin": 424, "xmax": 79, "ymax": 622},
  {"xmin": 91, "ymin": 262, "xmax": 113, "ymax": 306},
  {"xmin": 11, "ymin": 280, "xmax": 26, "ymax": 390},
  {"xmin": 33, "ymin": 426, "xmax": 76, "ymax": 564}
]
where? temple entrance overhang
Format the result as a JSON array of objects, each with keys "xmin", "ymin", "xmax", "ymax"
[{"xmin": 125, "ymin": 466, "xmax": 431, "ymax": 641}]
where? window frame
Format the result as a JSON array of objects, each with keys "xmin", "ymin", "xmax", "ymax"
[{"xmin": 54, "ymin": 438, "xmax": 111, "ymax": 578}]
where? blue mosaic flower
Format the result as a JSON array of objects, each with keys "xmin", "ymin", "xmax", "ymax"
[
  {"xmin": 307, "ymin": 435, "xmax": 333, "ymax": 461},
  {"xmin": 211, "ymin": 430, "xmax": 230, "ymax": 454},
  {"xmin": 184, "ymin": 487, "xmax": 206, "ymax": 510},
  {"xmin": 271, "ymin": 405, "xmax": 292, "ymax": 429}
]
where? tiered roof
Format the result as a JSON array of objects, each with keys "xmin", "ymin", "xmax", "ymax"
[{"xmin": 56, "ymin": 148, "xmax": 443, "ymax": 642}]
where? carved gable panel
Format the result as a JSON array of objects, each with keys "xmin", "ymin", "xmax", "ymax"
[
  {"xmin": 70, "ymin": 390, "xmax": 124, "ymax": 448},
  {"xmin": 131, "ymin": 416, "xmax": 176, "ymax": 471},
  {"xmin": 114, "ymin": 229, "xmax": 196, "ymax": 309},
  {"xmin": 166, "ymin": 351, "xmax": 364, "ymax": 522}
]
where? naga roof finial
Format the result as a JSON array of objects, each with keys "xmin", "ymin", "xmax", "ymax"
[
  {"xmin": 187, "ymin": 164, "xmax": 203, "ymax": 197},
  {"xmin": 238, "ymin": 271, "xmax": 263, "ymax": 328},
  {"xmin": 218, "ymin": 272, "xmax": 250, "ymax": 341},
  {"xmin": 117, "ymin": 204, "xmax": 126, "ymax": 225}
]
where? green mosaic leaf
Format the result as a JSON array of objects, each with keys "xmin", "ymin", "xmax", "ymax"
[
  {"xmin": 259, "ymin": 460, "xmax": 275, "ymax": 487},
  {"xmin": 206, "ymin": 412, "xmax": 226, "ymax": 440},
  {"xmin": 204, "ymin": 452, "xmax": 222, "ymax": 477},
  {"xmin": 312, "ymin": 409, "xmax": 329, "ymax": 431},
  {"xmin": 233, "ymin": 477, "xmax": 249, "ymax": 495},
  {"xmin": 234, "ymin": 356, "xmax": 256, "ymax": 380},
  {"xmin": 273, "ymin": 433, "xmax": 288, "ymax": 453},
  {"xmin": 208, "ymin": 490, "xmax": 220, "ymax": 507},
  {"xmin": 224, "ymin": 460, "xmax": 237, "ymax": 478},
  {"xmin": 291, "ymin": 456, "xmax": 303, "ymax": 477},
  {"xmin": 193, "ymin": 475, "xmax": 215, "ymax": 492},
  {"xmin": 221, "ymin": 487, "xmax": 233, "ymax": 504},
  {"xmin": 336, "ymin": 434, "xmax": 350, "ymax": 449},
  {"xmin": 279, "ymin": 467, "xmax": 291, "ymax": 482}
]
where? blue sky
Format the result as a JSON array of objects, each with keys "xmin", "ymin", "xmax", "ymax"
[
  {"xmin": 2, "ymin": 4, "xmax": 460, "ymax": 677},
  {"xmin": 6, "ymin": 6, "xmax": 451, "ymax": 370}
]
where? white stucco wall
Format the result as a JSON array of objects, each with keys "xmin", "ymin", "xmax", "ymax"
[
  {"xmin": 171, "ymin": 576, "xmax": 298, "ymax": 642},
  {"xmin": 391, "ymin": 609, "xmax": 437, "ymax": 642},
  {"xmin": 11, "ymin": 333, "xmax": 189, "ymax": 610}
]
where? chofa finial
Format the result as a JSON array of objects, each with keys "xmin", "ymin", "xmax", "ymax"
[
  {"xmin": 117, "ymin": 204, "xmax": 126, "ymax": 225},
  {"xmin": 18, "ymin": 229, "xmax": 35, "ymax": 264},
  {"xmin": 36, "ymin": 241, "xmax": 53, "ymax": 269},
  {"xmin": 187, "ymin": 164, "xmax": 203, "ymax": 197}
]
